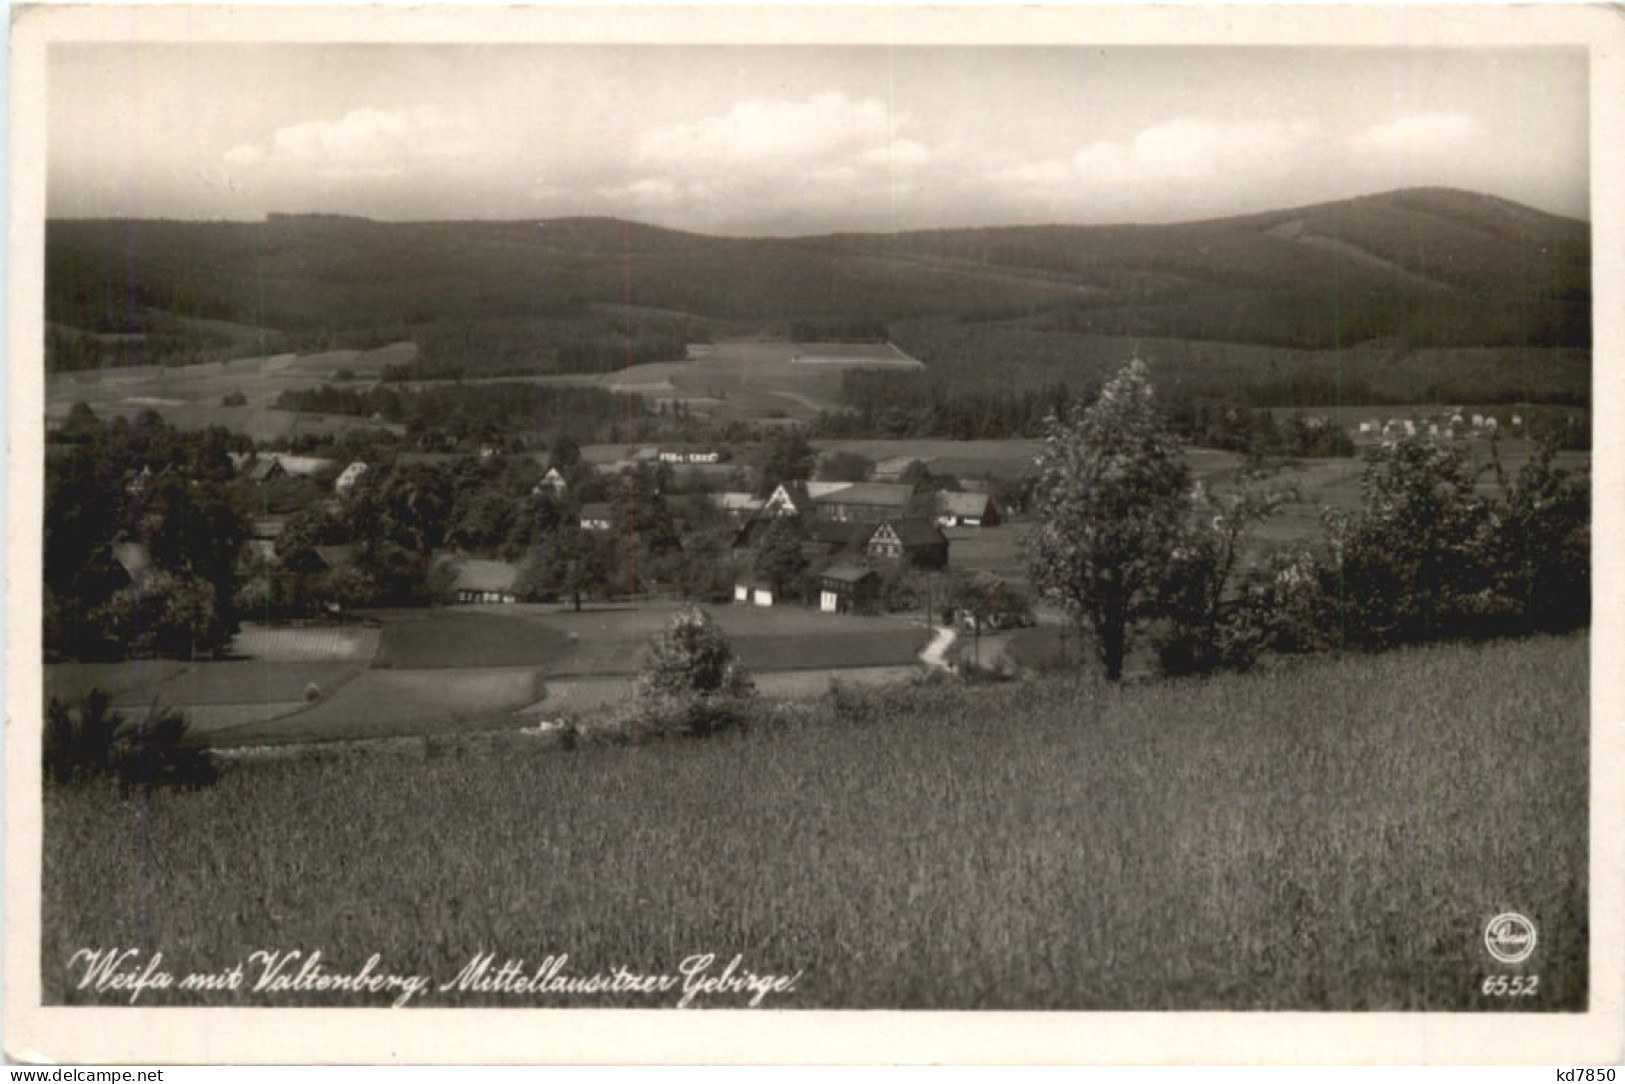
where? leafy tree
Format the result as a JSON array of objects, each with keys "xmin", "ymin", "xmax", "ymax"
[
  {"xmin": 550, "ymin": 433, "xmax": 582, "ymax": 471},
  {"xmin": 1323, "ymin": 436, "xmax": 1496, "ymax": 649},
  {"xmin": 757, "ymin": 430, "xmax": 816, "ymax": 496},
  {"xmin": 1155, "ymin": 473, "xmax": 1296, "ymax": 675},
  {"xmin": 1026, "ymin": 359, "xmax": 1191, "ymax": 681},
  {"xmin": 817, "ymin": 450, "xmax": 873, "ymax": 483},
  {"xmin": 632, "ymin": 607, "xmax": 755, "ymax": 736},
  {"xmin": 1486, "ymin": 435, "xmax": 1589, "ymax": 632},
  {"xmin": 752, "ymin": 517, "xmax": 808, "ymax": 598},
  {"xmin": 553, "ymin": 529, "xmax": 613, "ymax": 611},
  {"xmin": 93, "ymin": 570, "xmax": 220, "ymax": 659}
]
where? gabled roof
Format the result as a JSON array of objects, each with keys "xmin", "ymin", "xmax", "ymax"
[
  {"xmin": 806, "ymin": 520, "xmax": 875, "ymax": 548},
  {"xmin": 937, "ymin": 491, "xmax": 996, "ymax": 516},
  {"xmin": 873, "ymin": 517, "xmax": 948, "ymax": 548},
  {"xmin": 812, "ymin": 482, "xmax": 915, "ymax": 508},
  {"xmin": 453, "ymin": 558, "xmax": 521, "ymax": 595},
  {"xmin": 805, "ymin": 481, "xmax": 854, "ymax": 498},
  {"xmin": 821, "ymin": 562, "xmax": 880, "ymax": 584},
  {"xmin": 579, "ymin": 502, "xmax": 616, "ymax": 520}
]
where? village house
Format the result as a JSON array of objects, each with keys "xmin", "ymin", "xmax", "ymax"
[
  {"xmin": 533, "ymin": 467, "xmax": 568, "ymax": 497},
  {"xmin": 935, "ymin": 491, "xmax": 1001, "ymax": 529},
  {"xmin": 334, "ymin": 461, "xmax": 369, "ymax": 496},
  {"xmin": 818, "ymin": 563, "xmax": 882, "ymax": 615},
  {"xmin": 450, "ymin": 558, "xmax": 522, "ymax": 604},
  {"xmin": 761, "ymin": 482, "xmax": 814, "ymax": 518},
  {"xmin": 864, "ymin": 518, "xmax": 950, "ymax": 571},
  {"xmin": 578, "ymin": 503, "xmax": 615, "ymax": 532},
  {"xmin": 230, "ymin": 452, "xmax": 335, "ymax": 481}
]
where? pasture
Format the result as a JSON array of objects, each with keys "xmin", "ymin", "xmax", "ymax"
[
  {"xmin": 44, "ymin": 344, "xmax": 415, "ymax": 439},
  {"xmin": 43, "ymin": 623, "xmax": 380, "ymax": 736},
  {"xmin": 42, "ymin": 633, "xmax": 1588, "ymax": 1010},
  {"xmin": 468, "ymin": 339, "xmax": 923, "ymax": 422}
]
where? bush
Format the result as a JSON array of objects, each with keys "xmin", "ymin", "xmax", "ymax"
[
  {"xmin": 44, "ymin": 692, "xmax": 218, "ymax": 790},
  {"xmin": 631, "ymin": 607, "xmax": 755, "ymax": 737}
]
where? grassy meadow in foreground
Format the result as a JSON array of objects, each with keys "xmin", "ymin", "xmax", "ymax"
[{"xmin": 43, "ymin": 634, "xmax": 1587, "ymax": 1010}]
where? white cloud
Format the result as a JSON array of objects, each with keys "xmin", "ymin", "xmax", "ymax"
[
  {"xmin": 604, "ymin": 93, "xmax": 936, "ymax": 230},
  {"xmin": 636, "ymin": 92, "xmax": 899, "ymax": 170},
  {"xmin": 222, "ymin": 143, "xmax": 265, "ymax": 168},
  {"xmin": 222, "ymin": 106, "xmax": 476, "ymax": 182},
  {"xmin": 1351, "ymin": 114, "xmax": 1479, "ymax": 155},
  {"xmin": 985, "ymin": 159, "xmax": 1072, "ymax": 187},
  {"xmin": 1072, "ymin": 118, "xmax": 1318, "ymax": 188}
]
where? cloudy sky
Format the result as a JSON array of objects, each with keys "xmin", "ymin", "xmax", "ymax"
[{"xmin": 49, "ymin": 44, "xmax": 1588, "ymax": 234}]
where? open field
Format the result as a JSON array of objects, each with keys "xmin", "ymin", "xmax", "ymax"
[
  {"xmin": 42, "ymin": 633, "xmax": 1587, "ymax": 1009},
  {"xmin": 374, "ymin": 603, "xmax": 928, "ymax": 676},
  {"xmin": 56, "ymin": 604, "xmax": 930, "ymax": 747},
  {"xmin": 44, "ymin": 623, "xmax": 382, "ymax": 736},
  {"xmin": 401, "ymin": 339, "xmax": 924, "ymax": 423},
  {"xmin": 45, "ymin": 344, "xmax": 414, "ymax": 439}
]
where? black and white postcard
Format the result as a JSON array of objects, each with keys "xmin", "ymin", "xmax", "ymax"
[{"xmin": 5, "ymin": 3, "xmax": 1622, "ymax": 1065}]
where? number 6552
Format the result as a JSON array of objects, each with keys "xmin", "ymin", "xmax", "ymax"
[{"xmin": 1481, "ymin": 975, "xmax": 1539, "ymax": 997}]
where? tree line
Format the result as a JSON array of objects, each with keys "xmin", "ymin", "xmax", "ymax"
[{"xmin": 1028, "ymin": 361, "xmax": 1590, "ymax": 682}]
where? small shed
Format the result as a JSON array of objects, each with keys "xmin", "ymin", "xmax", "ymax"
[{"xmin": 819, "ymin": 563, "xmax": 881, "ymax": 615}]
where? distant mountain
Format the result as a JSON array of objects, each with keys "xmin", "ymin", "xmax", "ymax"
[{"xmin": 46, "ymin": 187, "xmax": 1590, "ymax": 362}]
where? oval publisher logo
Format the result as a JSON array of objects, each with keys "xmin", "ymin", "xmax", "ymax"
[{"xmin": 1484, "ymin": 912, "xmax": 1538, "ymax": 964}]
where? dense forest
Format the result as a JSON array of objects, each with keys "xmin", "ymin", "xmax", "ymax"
[{"xmin": 47, "ymin": 188, "xmax": 1590, "ymax": 390}]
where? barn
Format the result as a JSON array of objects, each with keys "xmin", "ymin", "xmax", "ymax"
[
  {"xmin": 452, "ymin": 559, "xmax": 522, "ymax": 604},
  {"xmin": 935, "ymin": 491, "xmax": 1001, "ymax": 528},
  {"xmin": 812, "ymin": 482, "xmax": 916, "ymax": 524},
  {"xmin": 865, "ymin": 518, "xmax": 950, "ymax": 570}
]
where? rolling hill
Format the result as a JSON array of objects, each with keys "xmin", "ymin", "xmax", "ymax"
[{"xmin": 45, "ymin": 187, "xmax": 1590, "ymax": 395}]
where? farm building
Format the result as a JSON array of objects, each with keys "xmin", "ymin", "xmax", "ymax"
[
  {"xmin": 579, "ymin": 503, "xmax": 615, "ymax": 532},
  {"xmin": 936, "ymin": 492, "xmax": 1001, "ymax": 528},
  {"xmin": 762, "ymin": 482, "xmax": 816, "ymax": 518},
  {"xmin": 812, "ymin": 482, "xmax": 917, "ymax": 524},
  {"xmin": 865, "ymin": 518, "xmax": 950, "ymax": 570},
  {"xmin": 711, "ymin": 491, "xmax": 765, "ymax": 520},
  {"xmin": 658, "ymin": 448, "xmax": 724, "ymax": 464},
  {"xmin": 802, "ymin": 520, "xmax": 876, "ymax": 561},
  {"xmin": 334, "ymin": 461, "xmax": 369, "ymax": 496},
  {"xmin": 533, "ymin": 468, "xmax": 569, "ymax": 497},
  {"xmin": 230, "ymin": 452, "xmax": 335, "ymax": 481},
  {"xmin": 733, "ymin": 578, "xmax": 777, "ymax": 607},
  {"xmin": 818, "ymin": 563, "xmax": 881, "ymax": 615},
  {"xmin": 450, "ymin": 558, "xmax": 523, "ymax": 604}
]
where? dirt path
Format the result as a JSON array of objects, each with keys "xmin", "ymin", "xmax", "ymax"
[{"xmin": 919, "ymin": 625, "xmax": 959, "ymax": 670}]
